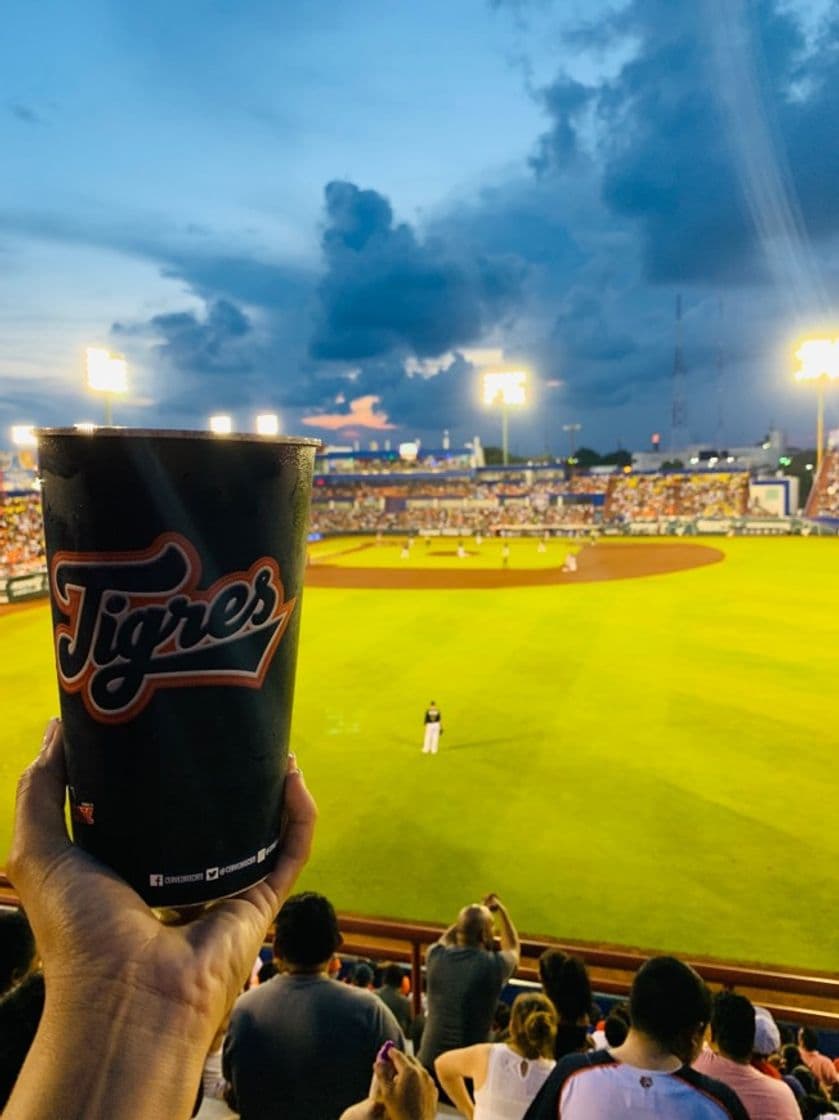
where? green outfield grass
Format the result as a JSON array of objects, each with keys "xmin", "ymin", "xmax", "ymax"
[{"xmin": 2, "ymin": 536, "xmax": 837, "ymax": 971}]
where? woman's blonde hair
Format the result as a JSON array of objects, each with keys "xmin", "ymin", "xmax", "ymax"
[{"xmin": 509, "ymin": 992, "xmax": 557, "ymax": 1060}]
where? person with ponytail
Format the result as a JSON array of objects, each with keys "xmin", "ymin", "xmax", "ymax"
[{"xmin": 434, "ymin": 992, "xmax": 557, "ymax": 1120}]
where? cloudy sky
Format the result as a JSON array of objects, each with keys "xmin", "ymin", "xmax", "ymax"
[{"xmin": 2, "ymin": 0, "xmax": 838, "ymax": 454}]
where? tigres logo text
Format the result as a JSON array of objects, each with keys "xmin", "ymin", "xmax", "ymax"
[{"xmin": 51, "ymin": 533, "xmax": 295, "ymax": 724}]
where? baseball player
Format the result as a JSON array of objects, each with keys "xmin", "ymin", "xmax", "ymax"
[{"xmin": 422, "ymin": 701, "xmax": 443, "ymax": 754}]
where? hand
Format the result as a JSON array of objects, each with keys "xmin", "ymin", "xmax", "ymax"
[
  {"xmin": 5, "ymin": 718, "xmax": 317, "ymax": 1119},
  {"xmin": 340, "ymin": 1050, "xmax": 438, "ymax": 1120},
  {"xmin": 482, "ymin": 893, "xmax": 501, "ymax": 912}
]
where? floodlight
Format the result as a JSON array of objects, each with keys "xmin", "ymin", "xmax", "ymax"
[
  {"xmin": 209, "ymin": 414, "xmax": 233, "ymax": 435},
  {"xmin": 399, "ymin": 441, "xmax": 419, "ymax": 462},
  {"xmin": 86, "ymin": 347, "xmax": 128, "ymax": 393},
  {"xmin": 255, "ymin": 413, "xmax": 279, "ymax": 436},
  {"xmin": 74, "ymin": 422, "xmax": 97, "ymax": 433},
  {"xmin": 481, "ymin": 370, "xmax": 528, "ymax": 408},
  {"xmin": 11, "ymin": 424, "xmax": 37, "ymax": 448},
  {"xmin": 793, "ymin": 337, "xmax": 839, "ymax": 470},
  {"xmin": 481, "ymin": 369, "xmax": 530, "ymax": 464}
]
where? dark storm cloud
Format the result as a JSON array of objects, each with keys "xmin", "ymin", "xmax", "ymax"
[{"xmin": 310, "ymin": 180, "xmax": 524, "ymax": 362}]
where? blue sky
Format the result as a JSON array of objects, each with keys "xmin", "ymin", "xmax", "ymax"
[{"xmin": 2, "ymin": 0, "xmax": 838, "ymax": 453}]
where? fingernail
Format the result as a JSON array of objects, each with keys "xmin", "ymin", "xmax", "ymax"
[
  {"xmin": 41, "ymin": 718, "xmax": 61, "ymax": 752},
  {"xmin": 288, "ymin": 753, "xmax": 296, "ymax": 767}
]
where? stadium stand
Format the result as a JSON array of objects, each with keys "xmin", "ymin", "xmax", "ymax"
[
  {"xmin": 806, "ymin": 450, "xmax": 839, "ymax": 519},
  {"xmin": 0, "ymin": 493, "xmax": 45, "ymax": 579}
]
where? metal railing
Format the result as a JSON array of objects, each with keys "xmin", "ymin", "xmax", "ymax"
[{"xmin": 3, "ymin": 874, "xmax": 837, "ymax": 1028}]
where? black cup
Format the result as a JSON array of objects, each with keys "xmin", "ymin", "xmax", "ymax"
[{"xmin": 38, "ymin": 428, "xmax": 318, "ymax": 906}]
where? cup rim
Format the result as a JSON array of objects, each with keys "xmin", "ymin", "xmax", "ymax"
[{"xmin": 36, "ymin": 427, "xmax": 323, "ymax": 447}]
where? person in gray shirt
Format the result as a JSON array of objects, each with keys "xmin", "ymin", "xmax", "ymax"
[
  {"xmin": 223, "ymin": 892, "xmax": 404, "ymax": 1120},
  {"xmin": 417, "ymin": 893, "xmax": 520, "ymax": 1089},
  {"xmin": 375, "ymin": 962, "xmax": 413, "ymax": 1036}
]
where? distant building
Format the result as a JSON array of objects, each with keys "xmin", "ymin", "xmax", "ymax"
[{"xmin": 632, "ymin": 428, "xmax": 786, "ymax": 473}]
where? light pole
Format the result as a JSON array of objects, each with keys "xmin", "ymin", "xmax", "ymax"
[
  {"xmin": 562, "ymin": 422, "xmax": 581, "ymax": 463},
  {"xmin": 86, "ymin": 347, "xmax": 128, "ymax": 425},
  {"xmin": 481, "ymin": 371, "xmax": 529, "ymax": 465},
  {"xmin": 794, "ymin": 339, "xmax": 839, "ymax": 472}
]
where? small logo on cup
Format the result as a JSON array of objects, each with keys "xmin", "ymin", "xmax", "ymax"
[
  {"xmin": 51, "ymin": 532, "xmax": 296, "ymax": 724},
  {"xmin": 149, "ymin": 874, "xmax": 163, "ymax": 887},
  {"xmin": 206, "ymin": 867, "xmax": 219, "ymax": 881}
]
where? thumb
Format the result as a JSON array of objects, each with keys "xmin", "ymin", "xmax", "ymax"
[{"xmin": 8, "ymin": 719, "xmax": 72, "ymax": 890}]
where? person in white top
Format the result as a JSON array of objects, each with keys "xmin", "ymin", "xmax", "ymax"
[{"xmin": 434, "ymin": 992, "xmax": 557, "ymax": 1120}]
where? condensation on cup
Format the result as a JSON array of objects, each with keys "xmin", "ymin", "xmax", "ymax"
[{"xmin": 38, "ymin": 428, "xmax": 319, "ymax": 907}]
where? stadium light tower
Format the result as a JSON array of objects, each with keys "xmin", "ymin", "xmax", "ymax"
[
  {"xmin": 10, "ymin": 424, "xmax": 37, "ymax": 448},
  {"xmin": 794, "ymin": 338, "xmax": 839, "ymax": 471},
  {"xmin": 481, "ymin": 370, "xmax": 528, "ymax": 465},
  {"xmin": 255, "ymin": 412, "xmax": 280, "ymax": 436},
  {"xmin": 86, "ymin": 347, "xmax": 128, "ymax": 426},
  {"xmin": 209, "ymin": 414, "xmax": 233, "ymax": 435}
]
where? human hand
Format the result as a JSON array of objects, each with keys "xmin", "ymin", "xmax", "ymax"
[
  {"xmin": 5, "ymin": 718, "xmax": 317, "ymax": 1119},
  {"xmin": 482, "ymin": 893, "xmax": 501, "ymax": 912},
  {"xmin": 340, "ymin": 1049, "xmax": 438, "ymax": 1120}
]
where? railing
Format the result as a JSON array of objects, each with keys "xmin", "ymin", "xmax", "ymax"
[{"xmin": 3, "ymin": 874, "xmax": 838, "ymax": 1028}]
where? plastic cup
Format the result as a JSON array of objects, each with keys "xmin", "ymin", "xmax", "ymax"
[{"xmin": 38, "ymin": 428, "xmax": 318, "ymax": 906}]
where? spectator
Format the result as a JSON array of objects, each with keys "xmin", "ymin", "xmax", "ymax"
[
  {"xmin": 523, "ymin": 956, "xmax": 749, "ymax": 1119},
  {"xmin": 417, "ymin": 893, "xmax": 520, "ymax": 1087},
  {"xmin": 376, "ymin": 962, "xmax": 413, "ymax": 1036},
  {"xmin": 750, "ymin": 1005, "xmax": 782, "ymax": 1079},
  {"xmin": 4, "ymin": 719, "xmax": 316, "ymax": 1120},
  {"xmin": 0, "ymin": 908, "xmax": 36, "ymax": 996},
  {"xmin": 435, "ymin": 991, "xmax": 556, "ymax": 1120},
  {"xmin": 538, "ymin": 949, "xmax": 593, "ymax": 1060},
  {"xmin": 353, "ymin": 962, "xmax": 375, "ymax": 990},
  {"xmin": 799, "ymin": 1027, "xmax": 839, "ymax": 1092},
  {"xmin": 778, "ymin": 1045, "xmax": 807, "ymax": 1103},
  {"xmin": 591, "ymin": 1002, "xmax": 631, "ymax": 1050},
  {"xmin": 693, "ymin": 992, "xmax": 799, "ymax": 1118},
  {"xmin": 490, "ymin": 1000, "xmax": 511, "ymax": 1043},
  {"xmin": 223, "ymin": 892, "xmax": 405, "ymax": 1120},
  {"xmin": 340, "ymin": 1048, "xmax": 438, "ymax": 1120}
]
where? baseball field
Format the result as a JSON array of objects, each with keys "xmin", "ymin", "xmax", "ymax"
[{"xmin": 1, "ymin": 535, "xmax": 837, "ymax": 972}]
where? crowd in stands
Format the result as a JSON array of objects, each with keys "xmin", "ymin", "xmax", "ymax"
[
  {"xmin": 0, "ymin": 493, "xmax": 45, "ymax": 579},
  {"xmin": 3, "ymin": 722, "xmax": 838, "ymax": 1120},
  {"xmin": 606, "ymin": 472, "xmax": 749, "ymax": 522},
  {"xmin": 808, "ymin": 451, "xmax": 839, "ymax": 518},
  {"xmin": 310, "ymin": 503, "xmax": 597, "ymax": 537}
]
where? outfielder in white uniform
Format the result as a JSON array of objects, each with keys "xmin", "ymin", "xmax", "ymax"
[{"xmin": 422, "ymin": 701, "xmax": 443, "ymax": 754}]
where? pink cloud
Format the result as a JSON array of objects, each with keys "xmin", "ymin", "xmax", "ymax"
[{"xmin": 301, "ymin": 394, "xmax": 397, "ymax": 431}]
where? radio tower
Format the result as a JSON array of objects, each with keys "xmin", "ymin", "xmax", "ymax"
[
  {"xmin": 670, "ymin": 294, "xmax": 687, "ymax": 452},
  {"xmin": 715, "ymin": 297, "xmax": 725, "ymax": 451}
]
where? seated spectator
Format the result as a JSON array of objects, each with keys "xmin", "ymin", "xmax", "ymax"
[
  {"xmin": 340, "ymin": 1048, "xmax": 438, "ymax": 1120},
  {"xmin": 223, "ymin": 892, "xmax": 405, "ymax": 1120},
  {"xmin": 376, "ymin": 962, "xmax": 413, "ymax": 1036},
  {"xmin": 353, "ymin": 962, "xmax": 375, "ymax": 990},
  {"xmin": 750, "ymin": 1005, "xmax": 782, "ymax": 1079},
  {"xmin": 490, "ymin": 1000, "xmax": 511, "ymax": 1043},
  {"xmin": 799, "ymin": 1027, "xmax": 839, "ymax": 1092},
  {"xmin": 778, "ymin": 1044, "xmax": 807, "ymax": 1103},
  {"xmin": 591, "ymin": 1002, "xmax": 631, "ymax": 1050},
  {"xmin": 523, "ymin": 956, "xmax": 749, "ymax": 1119},
  {"xmin": 538, "ymin": 949, "xmax": 593, "ymax": 1060},
  {"xmin": 435, "ymin": 991, "xmax": 556, "ymax": 1119},
  {"xmin": 0, "ymin": 908, "xmax": 37, "ymax": 996},
  {"xmin": 693, "ymin": 991, "xmax": 799, "ymax": 1118}
]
